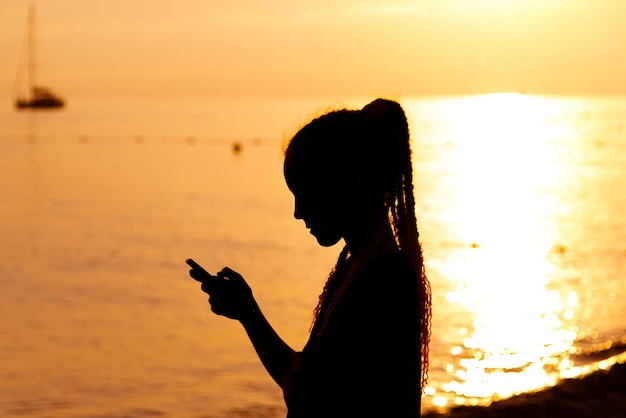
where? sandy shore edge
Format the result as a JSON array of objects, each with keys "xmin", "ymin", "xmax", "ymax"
[{"xmin": 423, "ymin": 361, "xmax": 626, "ymax": 418}]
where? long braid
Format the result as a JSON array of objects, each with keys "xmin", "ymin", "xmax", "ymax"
[
  {"xmin": 370, "ymin": 99, "xmax": 432, "ymax": 390},
  {"xmin": 397, "ymin": 126, "xmax": 432, "ymax": 391}
]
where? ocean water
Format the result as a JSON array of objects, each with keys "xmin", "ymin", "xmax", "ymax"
[{"xmin": 1, "ymin": 94, "xmax": 625, "ymax": 417}]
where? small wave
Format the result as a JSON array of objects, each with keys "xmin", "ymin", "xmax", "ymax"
[{"xmin": 570, "ymin": 339, "xmax": 626, "ymax": 367}]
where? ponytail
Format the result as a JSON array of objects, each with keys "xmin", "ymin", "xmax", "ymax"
[{"xmin": 362, "ymin": 98, "xmax": 432, "ymax": 390}]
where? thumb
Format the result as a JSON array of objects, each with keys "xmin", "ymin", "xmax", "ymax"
[{"xmin": 217, "ymin": 267, "xmax": 244, "ymax": 283}]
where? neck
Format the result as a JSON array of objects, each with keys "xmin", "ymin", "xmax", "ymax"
[{"xmin": 344, "ymin": 214, "xmax": 397, "ymax": 260}]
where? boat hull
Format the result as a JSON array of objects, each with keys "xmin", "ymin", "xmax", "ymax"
[{"xmin": 15, "ymin": 97, "xmax": 64, "ymax": 109}]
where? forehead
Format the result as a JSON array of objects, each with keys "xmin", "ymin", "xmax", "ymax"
[
  {"xmin": 284, "ymin": 147, "xmax": 335, "ymax": 195},
  {"xmin": 284, "ymin": 149, "xmax": 314, "ymax": 190}
]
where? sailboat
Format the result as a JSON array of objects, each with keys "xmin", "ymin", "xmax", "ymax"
[{"xmin": 14, "ymin": 4, "xmax": 65, "ymax": 109}]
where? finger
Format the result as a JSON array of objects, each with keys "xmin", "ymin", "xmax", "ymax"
[
  {"xmin": 201, "ymin": 277, "xmax": 220, "ymax": 294},
  {"xmin": 190, "ymin": 268, "xmax": 217, "ymax": 283},
  {"xmin": 217, "ymin": 267, "xmax": 243, "ymax": 282},
  {"xmin": 189, "ymin": 269, "xmax": 205, "ymax": 282},
  {"xmin": 208, "ymin": 296, "xmax": 230, "ymax": 317},
  {"xmin": 208, "ymin": 297, "xmax": 221, "ymax": 315}
]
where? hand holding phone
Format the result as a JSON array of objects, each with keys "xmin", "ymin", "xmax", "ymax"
[{"xmin": 186, "ymin": 259, "xmax": 257, "ymax": 320}]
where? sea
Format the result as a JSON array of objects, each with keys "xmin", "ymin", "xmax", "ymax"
[{"xmin": 1, "ymin": 94, "xmax": 625, "ymax": 417}]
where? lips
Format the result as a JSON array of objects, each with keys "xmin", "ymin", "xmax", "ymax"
[{"xmin": 303, "ymin": 220, "xmax": 317, "ymax": 235}]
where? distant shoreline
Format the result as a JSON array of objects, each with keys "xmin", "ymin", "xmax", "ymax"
[{"xmin": 423, "ymin": 360, "xmax": 626, "ymax": 418}]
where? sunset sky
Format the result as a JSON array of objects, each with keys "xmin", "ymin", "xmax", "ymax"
[{"xmin": 1, "ymin": 0, "xmax": 625, "ymax": 99}]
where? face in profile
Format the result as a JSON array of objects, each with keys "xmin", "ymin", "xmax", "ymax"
[{"xmin": 284, "ymin": 151, "xmax": 350, "ymax": 247}]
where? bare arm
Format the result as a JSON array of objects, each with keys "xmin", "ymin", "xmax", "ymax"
[
  {"xmin": 187, "ymin": 262, "xmax": 294, "ymax": 388},
  {"xmin": 238, "ymin": 301, "xmax": 294, "ymax": 388}
]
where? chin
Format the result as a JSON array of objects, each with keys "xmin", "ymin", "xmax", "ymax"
[{"xmin": 313, "ymin": 232, "xmax": 342, "ymax": 247}]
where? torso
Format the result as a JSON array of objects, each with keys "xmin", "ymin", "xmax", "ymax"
[{"xmin": 284, "ymin": 252, "xmax": 422, "ymax": 417}]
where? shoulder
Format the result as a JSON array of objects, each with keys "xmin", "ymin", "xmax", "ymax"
[
  {"xmin": 365, "ymin": 251, "xmax": 414, "ymax": 275},
  {"xmin": 336, "ymin": 251, "xmax": 419, "ymax": 324},
  {"xmin": 354, "ymin": 251, "xmax": 417, "ymax": 294}
]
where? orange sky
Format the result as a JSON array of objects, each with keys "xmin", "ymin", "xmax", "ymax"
[{"xmin": 1, "ymin": 0, "xmax": 625, "ymax": 99}]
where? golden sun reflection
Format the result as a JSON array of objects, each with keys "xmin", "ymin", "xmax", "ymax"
[{"xmin": 411, "ymin": 93, "xmax": 584, "ymax": 406}]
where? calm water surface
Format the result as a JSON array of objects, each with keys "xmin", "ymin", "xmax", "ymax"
[{"xmin": 1, "ymin": 95, "xmax": 625, "ymax": 417}]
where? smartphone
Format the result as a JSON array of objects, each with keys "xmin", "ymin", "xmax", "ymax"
[{"xmin": 186, "ymin": 258, "xmax": 214, "ymax": 282}]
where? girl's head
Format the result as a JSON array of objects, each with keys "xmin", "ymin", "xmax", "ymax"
[{"xmin": 284, "ymin": 98, "xmax": 411, "ymax": 246}]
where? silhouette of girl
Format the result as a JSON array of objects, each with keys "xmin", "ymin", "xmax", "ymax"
[{"xmin": 188, "ymin": 98, "xmax": 431, "ymax": 417}]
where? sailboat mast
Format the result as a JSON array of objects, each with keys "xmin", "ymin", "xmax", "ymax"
[
  {"xmin": 14, "ymin": 3, "xmax": 64, "ymax": 109},
  {"xmin": 28, "ymin": 3, "xmax": 36, "ymax": 94}
]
